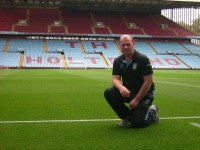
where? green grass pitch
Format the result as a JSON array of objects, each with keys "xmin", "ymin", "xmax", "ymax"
[{"xmin": 0, "ymin": 69, "xmax": 200, "ymax": 150}]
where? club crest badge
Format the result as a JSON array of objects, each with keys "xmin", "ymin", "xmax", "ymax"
[
  {"xmin": 132, "ymin": 63, "xmax": 137, "ymax": 70},
  {"xmin": 120, "ymin": 63, "xmax": 124, "ymax": 68}
]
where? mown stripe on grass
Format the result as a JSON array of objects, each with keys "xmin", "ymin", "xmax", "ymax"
[
  {"xmin": 155, "ymin": 81, "xmax": 200, "ymax": 88},
  {"xmin": 190, "ymin": 122, "xmax": 200, "ymax": 128},
  {"xmin": 0, "ymin": 116, "xmax": 200, "ymax": 124}
]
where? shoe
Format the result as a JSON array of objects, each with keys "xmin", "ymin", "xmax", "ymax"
[
  {"xmin": 149, "ymin": 105, "xmax": 159, "ymax": 122},
  {"xmin": 118, "ymin": 119, "xmax": 131, "ymax": 127}
]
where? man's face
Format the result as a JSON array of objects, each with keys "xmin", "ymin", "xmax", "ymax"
[{"xmin": 120, "ymin": 36, "xmax": 134, "ymax": 55}]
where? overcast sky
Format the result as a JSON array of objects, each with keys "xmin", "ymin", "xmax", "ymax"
[{"xmin": 162, "ymin": 8, "xmax": 200, "ymax": 25}]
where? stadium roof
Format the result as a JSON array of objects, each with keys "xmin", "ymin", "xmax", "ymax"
[{"xmin": 0, "ymin": 0, "xmax": 200, "ymax": 12}]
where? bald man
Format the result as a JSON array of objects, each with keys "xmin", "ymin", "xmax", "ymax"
[{"xmin": 104, "ymin": 34, "xmax": 159, "ymax": 128}]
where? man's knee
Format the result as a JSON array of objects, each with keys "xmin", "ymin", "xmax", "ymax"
[
  {"xmin": 129, "ymin": 114, "xmax": 145, "ymax": 128},
  {"xmin": 129, "ymin": 107, "xmax": 149, "ymax": 128},
  {"xmin": 104, "ymin": 87, "xmax": 118, "ymax": 98},
  {"xmin": 104, "ymin": 87, "xmax": 122, "ymax": 103},
  {"xmin": 130, "ymin": 119, "xmax": 148, "ymax": 128},
  {"xmin": 104, "ymin": 88, "xmax": 111, "ymax": 100}
]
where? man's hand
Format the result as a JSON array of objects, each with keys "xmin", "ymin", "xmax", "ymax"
[
  {"xmin": 129, "ymin": 98, "xmax": 140, "ymax": 109},
  {"xmin": 112, "ymin": 75, "xmax": 130, "ymax": 98},
  {"xmin": 129, "ymin": 74, "xmax": 153, "ymax": 109},
  {"xmin": 119, "ymin": 86, "xmax": 131, "ymax": 98}
]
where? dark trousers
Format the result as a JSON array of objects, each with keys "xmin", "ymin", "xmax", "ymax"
[{"xmin": 104, "ymin": 86, "xmax": 154, "ymax": 128}]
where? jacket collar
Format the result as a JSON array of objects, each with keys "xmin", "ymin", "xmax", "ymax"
[{"xmin": 122, "ymin": 50, "xmax": 138, "ymax": 62}]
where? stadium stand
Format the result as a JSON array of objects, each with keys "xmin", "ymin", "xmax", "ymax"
[
  {"xmin": 148, "ymin": 54, "xmax": 189, "ymax": 69},
  {"xmin": 82, "ymin": 41, "xmax": 120, "ymax": 68},
  {"xmin": 176, "ymin": 55, "xmax": 200, "ymax": 69},
  {"xmin": 23, "ymin": 53, "xmax": 63, "ymax": 68},
  {"xmin": 0, "ymin": 5, "xmax": 199, "ymax": 70},
  {"xmin": 181, "ymin": 42, "xmax": 200, "ymax": 55},
  {"xmin": 57, "ymin": 41, "xmax": 108, "ymax": 68},
  {"xmin": 0, "ymin": 38, "xmax": 198, "ymax": 69},
  {"xmin": 103, "ymin": 52, "xmax": 117, "ymax": 68},
  {"xmin": 60, "ymin": 40, "xmax": 84, "ymax": 68},
  {"xmin": 83, "ymin": 54, "xmax": 107, "ymax": 68},
  {"xmin": 82, "ymin": 41, "xmax": 119, "ymax": 54},
  {"xmin": 93, "ymin": 27, "xmax": 110, "ymax": 34},
  {"xmin": 15, "ymin": 9, "xmax": 60, "ymax": 33},
  {"xmin": 134, "ymin": 41, "xmax": 156, "ymax": 55},
  {"xmin": 46, "ymin": 40, "xmax": 70, "ymax": 52},
  {"xmin": 152, "ymin": 14, "xmax": 195, "ymax": 37},
  {"xmin": 62, "ymin": 11, "xmax": 93, "ymax": 34},
  {"xmin": 149, "ymin": 41, "xmax": 190, "ymax": 55},
  {"xmin": 0, "ymin": 39, "xmax": 6, "ymax": 52},
  {"xmin": 123, "ymin": 13, "xmax": 177, "ymax": 36},
  {"xmin": 0, "ymin": 8, "xmax": 196, "ymax": 37},
  {"xmin": 0, "ymin": 52, "xmax": 20, "ymax": 68},
  {"xmin": 8, "ymin": 39, "xmax": 43, "ymax": 53},
  {"xmin": 51, "ymin": 26, "xmax": 65, "ymax": 33},
  {"xmin": 65, "ymin": 54, "xmax": 85, "ymax": 68},
  {"xmin": 0, "ymin": 8, "xmax": 26, "ymax": 31},
  {"xmin": 65, "ymin": 53, "xmax": 107, "ymax": 69},
  {"xmin": 92, "ymin": 12, "xmax": 144, "ymax": 34}
]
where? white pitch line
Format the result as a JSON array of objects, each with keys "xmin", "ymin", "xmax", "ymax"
[
  {"xmin": 190, "ymin": 122, "xmax": 200, "ymax": 128},
  {"xmin": 155, "ymin": 81, "xmax": 200, "ymax": 88},
  {"xmin": 0, "ymin": 119, "xmax": 120, "ymax": 124},
  {"xmin": 0, "ymin": 116, "xmax": 200, "ymax": 124},
  {"xmin": 160, "ymin": 116, "xmax": 200, "ymax": 120}
]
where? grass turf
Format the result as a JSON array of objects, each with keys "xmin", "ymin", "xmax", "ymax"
[{"xmin": 0, "ymin": 69, "xmax": 200, "ymax": 150}]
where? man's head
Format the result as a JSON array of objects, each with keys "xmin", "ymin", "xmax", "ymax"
[{"xmin": 119, "ymin": 34, "xmax": 135, "ymax": 56}]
